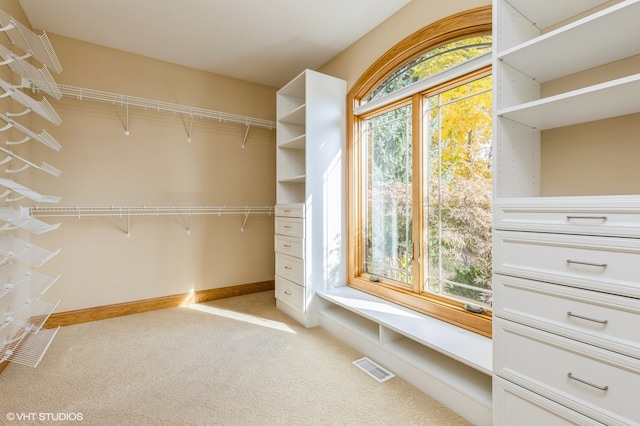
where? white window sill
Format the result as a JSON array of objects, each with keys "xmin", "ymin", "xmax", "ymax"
[{"xmin": 317, "ymin": 286, "xmax": 492, "ymax": 375}]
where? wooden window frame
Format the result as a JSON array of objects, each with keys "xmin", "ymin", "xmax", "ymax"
[{"xmin": 347, "ymin": 6, "xmax": 493, "ymax": 337}]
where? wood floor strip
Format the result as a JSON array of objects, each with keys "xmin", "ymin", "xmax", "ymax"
[{"xmin": 44, "ymin": 280, "xmax": 275, "ymax": 328}]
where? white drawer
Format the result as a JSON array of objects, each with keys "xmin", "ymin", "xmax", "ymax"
[
  {"xmin": 493, "ymin": 230, "xmax": 640, "ymax": 298},
  {"xmin": 275, "ymin": 276, "xmax": 304, "ymax": 311},
  {"xmin": 275, "ymin": 253, "xmax": 304, "ymax": 285},
  {"xmin": 274, "ymin": 234, "xmax": 304, "ymax": 258},
  {"xmin": 494, "ymin": 196, "xmax": 640, "ymax": 238},
  {"xmin": 494, "ymin": 318, "xmax": 640, "ymax": 426},
  {"xmin": 275, "ymin": 203, "xmax": 305, "ymax": 218},
  {"xmin": 493, "ymin": 376, "xmax": 604, "ymax": 426},
  {"xmin": 275, "ymin": 217, "xmax": 304, "ymax": 238},
  {"xmin": 493, "ymin": 275, "xmax": 640, "ymax": 360}
]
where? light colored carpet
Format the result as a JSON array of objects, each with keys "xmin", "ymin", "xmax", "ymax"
[{"xmin": 1, "ymin": 291, "xmax": 471, "ymax": 425}]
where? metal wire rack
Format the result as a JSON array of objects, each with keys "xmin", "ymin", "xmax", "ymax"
[{"xmin": 29, "ymin": 205, "xmax": 276, "ymax": 235}]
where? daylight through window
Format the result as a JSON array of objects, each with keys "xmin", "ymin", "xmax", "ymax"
[{"xmin": 348, "ymin": 9, "xmax": 493, "ymax": 336}]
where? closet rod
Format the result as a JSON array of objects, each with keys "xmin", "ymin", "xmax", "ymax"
[
  {"xmin": 29, "ymin": 205, "xmax": 275, "ymax": 218},
  {"xmin": 31, "ymin": 83, "xmax": 276, "ymax": 131}
]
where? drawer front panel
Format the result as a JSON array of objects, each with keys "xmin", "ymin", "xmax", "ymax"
[
  {"xmin": 494, "ymin": 319, "xmax": 640, "ymax": 425},
  {"xmin": 493, "ymin": 376, "xmax": 604, "ymax": 426},
  {"xmin": 494, "ymin": 231, "xmax": 640, "ymax": 298},
  {"xmin": 275, "ymin": 203, "xmax": 305, "ymax": 218},
  {"xmin": 275, "ymin": 276, "xmax": 304, "ymax": 311},
  {"xmin": 275, "ymin": 217, "xmax": 304, "ymax": 238},
  {"xmin": 494, "ymin": 197, "xmax": 640, "ymax": 238},
  {"xmin": 274, "ymin": 234, "xmax": 304, "ymax": 258},
  {"xmin": 493, "ymin": 275, "xmax": 640, "ymax": 359},
  {"xmin": 275, "ymin": 253, "xmax": 304, "ymax": 285}
]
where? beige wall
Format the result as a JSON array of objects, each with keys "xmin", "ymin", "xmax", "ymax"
[
  {"xmin": 1, "ymin": 0, "xmax": 277, "ymax": 312},
  {"xmin": 541, "ymin": 55, "xmax": 640, "ymax": 196}
]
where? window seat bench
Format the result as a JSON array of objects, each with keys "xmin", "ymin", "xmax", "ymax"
[{"xmin": 316, "ymin": 286, "xmax": 492, "ymax": 426}]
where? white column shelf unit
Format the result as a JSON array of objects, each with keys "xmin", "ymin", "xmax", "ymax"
[
  {"xmin": 0, "ymin": 8, "xmax": 63, "ymax": 369},
  {"xmin": 493, "ymin": 0, "xmax": 640, "ymax": 424},
  {"xmin": 274, "ymin": 69, "xmax": 346, "ymax": 327}
]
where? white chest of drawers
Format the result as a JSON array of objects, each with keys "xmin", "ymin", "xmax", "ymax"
[
  {"xmin": 493, "ymin": 197, "xmax": 640, "ymax": 425},
  {"xmin": 492, "ymin": 0, "xmax": 640, "ymax": 422},
  {"xmin": 274, "ymin": 203, "xmax": 306, "ymax": 315}
]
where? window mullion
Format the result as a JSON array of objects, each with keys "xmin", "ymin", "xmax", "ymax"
[{"xmin": 411, "ymin": 93, "xmax": 422, "ymax": 294}]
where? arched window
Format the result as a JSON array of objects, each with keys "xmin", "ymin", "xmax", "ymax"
[{"xmin": 347, "ymin": 6, "xmax": 493, "ymax": 336}]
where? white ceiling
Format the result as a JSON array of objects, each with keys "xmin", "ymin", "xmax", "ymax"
[{"xmin": 18, "ymin": 0, "xmax": 411, "ymax": 88}]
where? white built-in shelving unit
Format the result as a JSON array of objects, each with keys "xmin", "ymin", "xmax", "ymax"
[
  {"xmin": 0, "ymin": 8, "xmax": 63, "ymax": 368},
  {"xmin": 279, "ymin": 67, "xmax": 494, "ymax": 424},
  {"xmin": 493, "ymin": 0, "xmax": 640, "ymax": 424},
  {"xmin": 274, "ymin": 69, "xmax": 346, "ymax": 327}
]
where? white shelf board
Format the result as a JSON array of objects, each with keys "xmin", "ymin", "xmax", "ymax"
[
  {"xmin": 317, "ymin": 286, "xmax": 492, "ymax": 375},
  {"xmin": 497, "ymin": 73, "xmax": 640, "ymax": 130},
  {"xmin": 495, "ymin": 194, "xmax": 640, "ymax": 208},
  {"xmin": 504, "ymin": 0, "xmax": 610, "ymax": 29},
  {"xmin": 498, "ymin": 0, "xmax": 640, "ymax": 82},
  {"xmin": 278, "ymin": 175, "xmax": 306, "ymax": 184},
  {"xmin": 278, "ymin": 70, "xmax": 306, "ymax": 98},
  {"xmin": 318, "ymin": 306, "xmax": 380, "ymax": 343},
  {"xmin": 278, "ymin": 134, "xmax": 306, "ymax": 150},
  {"xmin": 278, "ymin": 104, "xmax": 305, "ymax": 125},
  {"xmin": 384, "ymin": 338, "xmax": 493, "ymax": 407}
]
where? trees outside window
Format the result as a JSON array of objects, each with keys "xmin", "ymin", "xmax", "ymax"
[{"xmin": 348, "ymin": 7, "xmax": 493, "ymax": 336}]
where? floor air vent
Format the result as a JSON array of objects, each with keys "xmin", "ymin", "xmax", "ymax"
[{"xmin": 352, "ymin": 357, "xmax": 395, "ymax": 382}]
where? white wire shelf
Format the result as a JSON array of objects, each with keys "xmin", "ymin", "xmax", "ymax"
[
  {"xmin": 0, "ymin": 78, "xmax": 62, "ymax": 125},
  {"xmin": 29, "ymin": 205, "xmax": 275, "ymax": 217},
  {"xmin": 1, "ymin": 323, "xmax": 60, "ymax": 367},
  {"xmin": 0, "ymin": 177, "xmax": 61, "ymax": 203},
  {"xmin": 29, "ymin": 205, "xmax": 276, "ymax": 235},
  {"xmin": 0, "ymin": 111, "xmax": 62, "ymax": 151},
  {"xmin": 0, "ymin": 207, "xmax": 60, "ymax": 234},
  {"xmin": 0, "ymin": 146, "xmax": 61, "ymax": 177},
  {"xmin": 0, "ymin": 262, "xmax": 61, "ymax": 300},
  {"xmin": 32, "ymin": 83, "xmax": 276, "ymax": 132},
  {"xmin": 0, "ymin": 235, "xmax": 61, "ymax": 268},
  {"xmin": 2, "ymin": 299, "xmax": 59, "ymax": 333},
  {"xmin": 0, "ymin": 44, "xmax": 62, "ymax": 99},
  {"xmin": 0, "ymin": 8, "xmax": 62, "ymax": 73}
]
